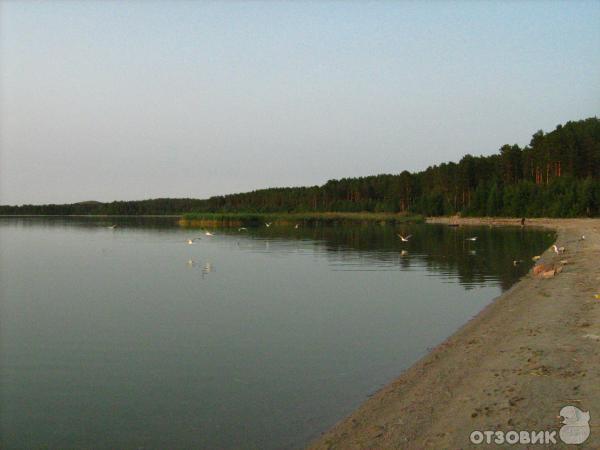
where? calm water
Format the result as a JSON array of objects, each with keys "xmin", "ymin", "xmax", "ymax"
[{"xmin": 0, "ymin": 217, "xmax": 554, "ymax": 449}]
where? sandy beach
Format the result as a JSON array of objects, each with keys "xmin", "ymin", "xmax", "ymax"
[{"xmin": 310, "ymin": 218, "xmax": 600, "ymax": 449}]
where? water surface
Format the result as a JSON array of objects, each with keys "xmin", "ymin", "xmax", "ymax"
[{"xmin": 0, "ymin": 217, "xmax": 554, "ymax": 449}]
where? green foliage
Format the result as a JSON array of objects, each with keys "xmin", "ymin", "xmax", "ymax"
[{"xmin": 1, "ymin": 117, "xmax": 599, "ymax": 217}]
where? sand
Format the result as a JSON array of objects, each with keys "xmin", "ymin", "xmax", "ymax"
[{"xmin": 309, "ymin": 218, "xmax": 600, "ymax": 449}]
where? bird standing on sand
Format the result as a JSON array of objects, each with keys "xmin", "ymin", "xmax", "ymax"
[{"xmin": 397, "ymin": 234, "xmax": 412, "ymax": 242}]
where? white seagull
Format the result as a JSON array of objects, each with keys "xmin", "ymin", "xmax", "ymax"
[
  {"xmin": 238, "ymin": 227, "xmax": 247, "ymax": 231},
  {"xmin": 552, "ymin": 244, "xmax": 565, "ymax": 254},
  {"xmin": 107, "ymin": 224, "xmax": 117, "ymax": 229},
  {"xmin": 205, "ymin": 231, "xmax": 215, "ymax": 236},
  {"xmin": 465, "ymin": 237, "xmax": 478, "ymax": 241},
  {"xmin": 187, "ymin": 237, "xmax": 202, "ymax": 245},
  {"xmin": 265, "ymin": 222, "xmax": 272, "ymax": 228},
  {"xmin": 294, "ymin": 224, "xmax": 299, "ymax": 229},
  {"xmin": 397, "ymin": 234, "xmax": 412, "ymax": 242}
]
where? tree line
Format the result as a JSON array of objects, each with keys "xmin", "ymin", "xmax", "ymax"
[{"xmin": 2, "ymin": 117, "xmax": 599, "ymax": 217}]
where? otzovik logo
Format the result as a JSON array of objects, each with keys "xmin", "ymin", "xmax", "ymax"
[
  {"xmin": 559, "ymin": 406, "xmax": 590, "ymax": 445},
  {"xmin": 470, "ymin": 405, "xmax": 591, "ymax": 445}
]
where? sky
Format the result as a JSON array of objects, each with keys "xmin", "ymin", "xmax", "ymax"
[{"xmin": 1, "ymin": 1, "xmax": 599, "ymax": 205}]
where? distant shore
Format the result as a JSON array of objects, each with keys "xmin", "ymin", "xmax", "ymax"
[
  {"xmin": 310, "ymin": 218, "xmax": 600, "ymax": 449},
  {"xmin": 179, "ymin": 212, "xmax": 424, "ymax": 227},
  {"xmin": 0, "ymin": 213, "xmax": 590, "ymax": 231},
  {"xmin": 0, "ymin": 212, "xmax": 424, "ymax": 226}
]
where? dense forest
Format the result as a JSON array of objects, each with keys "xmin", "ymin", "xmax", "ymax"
[{"xmin": 2, "ymin": 117, "xmax": 599, "ymax": 217}]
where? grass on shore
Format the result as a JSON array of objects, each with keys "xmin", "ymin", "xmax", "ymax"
[{"xmin": 180, "ymin": 212, "xmax": 424, "ymax": 227}]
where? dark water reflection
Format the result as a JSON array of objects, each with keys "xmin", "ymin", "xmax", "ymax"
[
  {"xmin": 225, "ymin": 223, "xmax": 554, "ymax": 291},
  {"xmin": 0, "ymin": 217, "xmax": 554, "ymax": 449}
]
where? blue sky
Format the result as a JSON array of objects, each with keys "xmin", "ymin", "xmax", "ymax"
[{"xmin": 1, "ymin": 1, "xmax": 599, "ymax": 204}]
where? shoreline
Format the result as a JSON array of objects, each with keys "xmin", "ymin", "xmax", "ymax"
[
  {"xmin": 180, "ymin": 212, "xmax": 424, "ymax": 227},
  {"xmin": 310, "ymin": 218, "xmax": 600, "ymax": 449},
  {"xmin": 0, "ymin": 212, "xmax": 424, "ymax": 226}
]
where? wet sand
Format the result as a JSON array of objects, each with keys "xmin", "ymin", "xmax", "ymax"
[{"xmin": 310, "ymin": 218, "xmax": 600, "ymax": 449}]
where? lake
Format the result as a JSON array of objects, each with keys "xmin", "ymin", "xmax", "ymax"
[{"xmin": 0, "ymin": 217, "xmax": 554, "ymax": 449}]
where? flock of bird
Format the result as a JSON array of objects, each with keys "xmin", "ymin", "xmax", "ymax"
[
  {"xmin": 395, "ymin": 230, "xmax": 573, "ymax": 268},
  {"xmin": 108, "ymin": 221, "xmax": 582, "ymax": 270},
  {"xmin": 184, "ymin": 222, "xmax": 304, "ymax": 246}
]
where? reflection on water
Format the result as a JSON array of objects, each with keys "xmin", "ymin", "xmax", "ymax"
[
  {"xmin": 209, "ymin": 221, "xmax": 552, "ymax": 291},
  {"xmin": 0, "ymin": 217, "xmax": 554, "ymax": 449}
]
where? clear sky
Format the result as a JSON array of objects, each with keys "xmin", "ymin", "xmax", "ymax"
[{"xmin": 1, "ymin": 1, "xmax": 599, "ymax": 205}]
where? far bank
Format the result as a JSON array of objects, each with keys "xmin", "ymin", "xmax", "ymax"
[{"xmin": 179, "ymin": 212, "xmax": 424, "ymax": 228}]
